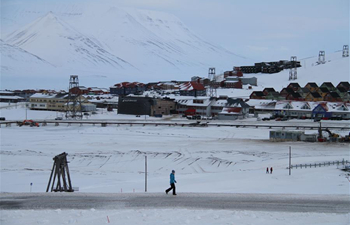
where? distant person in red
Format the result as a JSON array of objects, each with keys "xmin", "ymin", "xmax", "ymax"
[
  {"xmin": 270, "ymin": 167, "xmax": 273, "ymax": 174},
  {"xmin": 266, "ymin": 167, "xmax": 269, "ymax": 174}
]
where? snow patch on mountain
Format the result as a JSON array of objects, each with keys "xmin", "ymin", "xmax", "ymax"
[{"xmin": 0, "ymin": 39, "xmax": 54, "ymax": 73}]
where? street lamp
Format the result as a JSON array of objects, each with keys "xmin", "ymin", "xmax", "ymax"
[{"xmin": 25, "ymin": 103, "xmax": 29, "ymax": 120}]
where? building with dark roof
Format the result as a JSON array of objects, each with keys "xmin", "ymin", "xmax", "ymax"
[
  {"xmin": 337, "ymin": 81, "xmax": 350, "ymax": 91},
  {"xmin": 250, "ymin": 91, "xmax": 266, "ymax": 99},
  {"xmin": 324, "ymin": 92, "xmax": 342, "ymax": 102},
  {"xmin": 110, "ymin": 82, "xmax": 146, "ymax": 96}
]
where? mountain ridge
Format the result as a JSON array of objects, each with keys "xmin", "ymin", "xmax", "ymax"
[{"xmin": 2, "ymin": 4, "xmax": 248, "ymax": 86}]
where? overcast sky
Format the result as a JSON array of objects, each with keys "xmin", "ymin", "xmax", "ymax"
[{"xmin": 2, "ymin": 0, "xmax": 349, "ymax": 62}]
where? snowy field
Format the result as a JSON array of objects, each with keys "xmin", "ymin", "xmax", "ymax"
[
  {"xmin": 1, "ymin": 107, "xmax": 349, "ymax": 224},
  {"xmin": 1, "ymin": 122, "xmax": 349, "ymax": 194}
]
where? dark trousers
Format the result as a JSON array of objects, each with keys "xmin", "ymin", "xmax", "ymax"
[{"xmin": 166, "ymin": 183, "xmax": 176, "ymax": 195}]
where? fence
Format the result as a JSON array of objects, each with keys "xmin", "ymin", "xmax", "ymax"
[{"xmin": 291, "ymin": 159, "xmax": 349, "ymax": 169}]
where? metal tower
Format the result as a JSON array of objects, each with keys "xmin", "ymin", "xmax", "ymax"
[
  {"xmin": 289, "ymin": 56, "xmax": 297, "ymax": 80},
  {"xmin": 208, "ymin": 68, "xmax": 217, "ymax": 98},
  {"xmin": 65, "ymin": 75, "xmax": 83, "ymax": 119},
  {"xmin": 318, "ymin": 51, "xmax": 326, "ymax": 64},
  {"xmin": 343, "ymin": 45, "xmax": 349, "ymax": 57},
  {"xmin": 46, "ymin": 152, "xmax": 74, "ymax": 192}
]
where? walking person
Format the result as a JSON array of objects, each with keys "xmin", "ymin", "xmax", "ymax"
[
  {"xmin": 266, "ymin": 167, "xmax": 269, "ymax": 174},
  {"xmin": 270, "ymin": 167, "xmax": 273, "ymax": 174},
  {"xmin": 165, "ymin": 170, "xmax": 177, "ymax": 195}
]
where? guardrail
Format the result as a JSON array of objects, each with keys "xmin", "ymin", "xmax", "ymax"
[{"xmin": 0, "ymin": 120, "xmax": 349, "ymax": 130}]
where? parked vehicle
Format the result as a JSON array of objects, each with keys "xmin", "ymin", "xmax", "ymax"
[
  {"xmin": 55, "ymin": 117, "xmax": 63, "ymax": 120},
  {"xmin": 314, "ymin": 117, "xmax": 321, "ymax": 122},
  {"xmin": 19, "ymin": 120, "xmax": 39, "ymax": 127},
  {"xmin": 0, "ymin": 117, "xmax": 5, "ymax": 121},
  {"xmin": 187, "ymin": 115, "xmax": 201, "ymax": 120}
]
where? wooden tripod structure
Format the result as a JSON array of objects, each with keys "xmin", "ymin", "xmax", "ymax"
[{"xmin": 46, "ymin": 152, "xmax": 74, "ymax": 192}]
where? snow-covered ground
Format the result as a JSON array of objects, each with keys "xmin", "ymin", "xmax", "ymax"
[{"xmin": 1, "ymin": 105, "xmax": 349, "ymax": 224}]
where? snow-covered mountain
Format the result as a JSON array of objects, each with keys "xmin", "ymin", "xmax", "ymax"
[
  {"xmin": 1, "ymin": 3, "xmax": 248, "ymax": 89},
  {"xmin": 5, "ymin": 12, "xmax": 135, "ymax": 70}
]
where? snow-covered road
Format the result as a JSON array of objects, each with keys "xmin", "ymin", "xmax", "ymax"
[{"xmin": 1, "ymin": 193, "xmax": 349, "ymax": 213}]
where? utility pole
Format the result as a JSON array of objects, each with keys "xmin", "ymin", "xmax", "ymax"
[
  {"xmin": 289, "ymin": 146, "xmax": 292, "ymax": 176},
  {"xmin": 25, "ymin": 103, "xmax": 28, "ymax": 120},
  {"xmin": 145, "ymin": 155, "xmax": 147, "ymax": 192}
]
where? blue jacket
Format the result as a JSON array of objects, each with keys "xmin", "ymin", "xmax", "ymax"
[{"xmin": 170, "ymin": 173, "xmax": 176, "ymax": 184}]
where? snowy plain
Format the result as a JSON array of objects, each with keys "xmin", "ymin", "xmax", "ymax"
[{"xmin": 1, "ymin": 105, "xmax": 349, "ymax": 225}]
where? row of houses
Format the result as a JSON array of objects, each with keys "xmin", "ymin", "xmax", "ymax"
[
  {"xmin": 249, "ymin": 100, "xmax": 350, "ymax": 119},
  {"xmin": 69, "ymin": 86, "xmax": 110, "ymax": 95},
  {"xmin": 1, "ymin": 86, "xmax": 110, "ymax": 103},
  {"xmin": 110, "ymin": 81, "xmax": 207, "ymax": 97},
  {"xmin": 118, "ymin": 95, "xmax": 350, "ymax": 120},
  {"xmin": 250, "ymin": 82, "xmax": 350, "ymax": 102},
  {"xmin": 118, "ymin": 95, "xmax": 250, "ymax": 120}
]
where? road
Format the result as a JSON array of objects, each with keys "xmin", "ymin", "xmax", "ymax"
[{"xmin": 1, "ymin": 193, "xmax": 349, "ymax": 213}]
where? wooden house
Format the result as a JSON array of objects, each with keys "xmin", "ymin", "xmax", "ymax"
[
  {"xmin": 297, "ymin": 87, "xmax": 310, "ymax": 98},
  {"xmin": 304, "ymin": 82, "xmax": 319, "ymax": 92},
  {"xmin": 286, "ymin": 92, "xmax": 304, "ymax": 101},
  {"xmin": 287, "ymin": 83, "xmax": 301, "ymax": 92},
  {"xmin": 320, "ymin": 82, "xmax": 336, "ymax": 92},
  {"xmin": 305, "ymin": 92, "xmax": 323, "ymax": 102},
  {"xmin": 249, "ymin": 91, "xmax": 266, "ymax": 99},
  {"xmin": 318, "ymin": 87, "xmax": 330, "ymax": 99},
  {"xmin": 265, "ymin": 92, "xmax": 282, "ymax": 100},
  {"xmin": 324, "ymin": 92, "xmax": 342, "ymax": 102},
  {"xmin": 336, "ymin": 87, "xmax": 349, "ymax": 101},
  {"xmin": 336, "ymin": 82, "xmax": 350, "ymax": 91},
  {"xmin": 262, "ymin": 88, "xmax": 276, "ymax": 96},
  {"xmin": 279, "ymin": 88, "xmax": 294, "ymax": 98}
]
